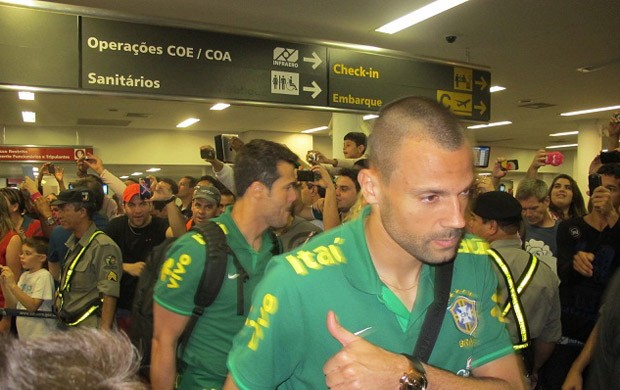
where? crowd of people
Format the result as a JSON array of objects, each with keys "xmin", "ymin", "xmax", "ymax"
[{"xmin": 0, "ymin": 96, "xmax": 618, "ymax": 390}]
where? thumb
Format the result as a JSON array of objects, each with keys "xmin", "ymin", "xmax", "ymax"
[{"xmin": 326, "ymin": 310, "xmax": 359, "ymax": 347}]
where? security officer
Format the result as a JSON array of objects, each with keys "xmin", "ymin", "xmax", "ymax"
[
  {"xmin": 467, "ymin": 190, "xmax": 561, "ymax": 382},
  {"xmin": 52, "ymin": 188, "xmax": 122, "ymax": 329}
]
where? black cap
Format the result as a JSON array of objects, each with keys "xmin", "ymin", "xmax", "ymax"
[
  {"xmin": 51, "ymin": 188, "xmax": 96, "ymax": 206},
  {"xmin": 472, "ymin": 191, "xmax": 522, "ymax": 221}
]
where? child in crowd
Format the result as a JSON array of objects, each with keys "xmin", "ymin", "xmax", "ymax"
[{"xmin": 0, "ymin": 237, "xmax": 55, "ymax": 340}]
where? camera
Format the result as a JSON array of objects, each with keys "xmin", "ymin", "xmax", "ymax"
[
  {"xmin": 48, "ymin": 163, "xmax": 56, "ymax": 174},
  {"xmin": 200, "ymin": 147, "xmax": 216, "ymax": 160},
  {"xmin": 306, "ymin": 152, "xmax": 319, "ymax": 164},
  {"xmin": 445, "ymin": 35, "xmax": 457, "ymax": 43},
  {"xmin": 588, "ymin": 173, "xmax": 602, "ymax": 195},
  {"xmin": 600, "ymin": 150, "xmax": 620, "ymax": 164},
  {"xmin": 297, "ymin": 170, "xmax": 321, "ymax": 182}
]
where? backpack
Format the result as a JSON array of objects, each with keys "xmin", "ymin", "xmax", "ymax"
[{"xmin": 129, "ymin": 220, "xmax": 281, "ymax": 380}]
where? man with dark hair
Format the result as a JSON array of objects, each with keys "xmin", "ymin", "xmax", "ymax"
[
  {"xmin": 539, "ymin": 163, "xmax": 620, "ymax": 388},
  {"xmin": 151, "ymin": 139, "xmax": 299, "ymax": 390},
  {"xmin": 224, "ymin": 97, "xmax": 525, "ymax": 390},
  {"xmin": 177, "ymin": 176, "xmax": 198, "ymax": 219},
  {"xmin": 335, "ymin": 167, "xmax": 361, "ymax": 217},
  {"xmin": 468, "ymin": 191, "xmax": 561, "ymax": 381},
  {"xmin": 218, "ymin": 187, "xmax": 236, "ymax": 216},
  {"xmin": 52, "ymin": 188, "xmax": 122, "ymax": 329}
]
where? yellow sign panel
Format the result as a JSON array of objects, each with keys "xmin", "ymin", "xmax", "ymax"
[
  {"xmin": 437, "ymin": 90, "xmax": 472, "ymax": 117},
  {"xmin": 454, "ymin": 67, "xmax": 473, "ymax": 91}
]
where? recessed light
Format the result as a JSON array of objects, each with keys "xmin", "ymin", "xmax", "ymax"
[
  {"xmin": 467, "ymin": 121, "xmax": 512, "ymax": 129},
  {"xmin": 490, "ymin": 86, "xmax": 506, "ymax": 93},
  {"xmin": 18, "ymin": 91, "xmax": 35, "ymax": 100},
  {"xmin": 301, "ymin": 126, "xmax": 328, "ymax": 134},
  {"xmin": 210, "ymin": 103, "xmax": 230, "ymax": 111},
  {"xmin": 131, "ymin": 172, "xmax": 143, "ymax": 176},
  {"xmin": 146, "ymin": 168, "xmax": 161, "ymax": 172},
  {"xmin": 177, "ymin": 118, "xmax": 200, "ymax": 128},
  {"xmin": 546, "ymin": 144, "xmax": 578, "ymax": 149},
  {"xmin": 376, "ymin": 0, "xmax": 469, "ymax": 34},
  {"xmin": 549, "ymin": 131, "xmax": 579, "ymax": 137},
  {"xmin": 22, "ymin": 111, "xmax": 36, "ymax": 123},
  {"xmin": 560, "ymin": 105, "xmax": 620, "ymax": 117},
  {"xmin": 363, "ymin": 114, "xmax": 379, "ymax": 120},
  {"xmin": 119, "ymin": 175, "xmax": 129, "ymax": 179}
]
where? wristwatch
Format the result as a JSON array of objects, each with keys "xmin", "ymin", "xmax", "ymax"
[
  {"xmin": 400, "ymin": 354, "xmax": 428, "ymax": 390},
  {"xmin": 45, "ymin": 216, "xmax": 56, "ymax": 226}
]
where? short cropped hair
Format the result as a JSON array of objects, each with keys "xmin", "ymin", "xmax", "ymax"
[
  {"xmin": 344, "ymin": 132, "xmax": 367, "ymax": 148},
  {"xmin": 0, "ymin": 329, "xmax": 146, "ymax": 389},
  {"xmin": 23, "ymin": 237, "xmax": 48, "ymax": 256},
  {"xmin": 369, "ymin": 96, "xmax": 466, "ymax": 181},
  {"xmin": 337, "ymin": 168, "xmax": 361, "ymax": 192},
  {"xmin": 158, "ymin": 177, "xmax": 179, "ymax": 195},
  {"xmin": 515, "ymin": 178, "xmax": 549, "ymax": 202},
  {"xmin": 597, "ymin": 163, "xmax": 620, "ymax": 179},
  {"xmin": 233, "ymin": 139, "xmax": 299, "ymax": 197}
]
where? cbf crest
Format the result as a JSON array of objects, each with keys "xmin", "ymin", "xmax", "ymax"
[{"xmin": 449, "ymin": 296, "xmax": 478, "ymax": 335}]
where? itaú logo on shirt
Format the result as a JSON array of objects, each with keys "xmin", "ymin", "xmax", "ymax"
[
  {"xmin": 246, "ymin": 293, "xmax": 279, "ymax": 351},
  {"xmin": 284, "ymin": 237, "xmax": 347, "ymax": 276},
  {"xmin": 160, "ymin": 254, "xmax": 192, "ymax": 288}
]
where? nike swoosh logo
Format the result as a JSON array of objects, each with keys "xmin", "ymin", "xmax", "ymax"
[{"xmin": 227, "ymin": 273, "xmax": 240, "ymax": 279}]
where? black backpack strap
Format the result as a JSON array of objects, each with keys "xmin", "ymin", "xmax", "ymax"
[
  {"xmin": 413, "ymin": 261, "xmax": 454, "ymax": 363},
  {"xmin": 177, "ymin": 221, "xmax": 229, "ymax": 369}
]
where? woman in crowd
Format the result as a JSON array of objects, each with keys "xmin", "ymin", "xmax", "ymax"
[
  {"xmin": 547, "ymin": 173, "xmax": 587, "ymax": 221},
  {"xmin": 0, "ymin": 187, "xmax": 43, "ymax": 238},
  {"xmin": 0, "ymin": 198, "xmax": 22, "ymax": 333}
]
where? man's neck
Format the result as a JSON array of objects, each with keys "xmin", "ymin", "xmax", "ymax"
[
  {"xmin": 584, "ymin": 210, "xmax": 618, "ymax": 231},
  {"xmin": 180, "ymin": 194, "xmax": 192, "ymax": 208},
  {"xmin": 231, "ymin": 198, "xmax": 268, "ymax": 251},
  {"xmin": 73, "ymin": 219, "xmax": 93, "ymax": 239}
]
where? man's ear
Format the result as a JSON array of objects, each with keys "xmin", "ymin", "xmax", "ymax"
[
  {"xmin": 543, "ymin": 196, "xmax": 551, "ymax": 207},
  {"xmin": 357, "ymin": 144, "xmax": 366, "ymax": 155},
  {"xmin": 358, "ymin": 169, "xmax": 380, "ymax": 205},
  {"xmin": 248, "ymin": 181, "xmax": 267, "ymax": 200},
  {"xmin": 487, "ymin": 219, "xmax": 500, "ymax": 236}
]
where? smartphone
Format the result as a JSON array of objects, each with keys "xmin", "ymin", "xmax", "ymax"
[
  {"xmin": 140, "ymin": 177, "xmax": 151, "ymax": 188},
  {"xmin": 600, "ymin": 150, "xmax": 620, "ymax": 164},
  {"xmin": 500, "ymin": 159, "xmax": 519, "ymax": 171},
  {"xmin": 297, "ymin": 170, "xmax": 321, "ymax": 182},
  {"xmin": 48, "ymin": 163, "xmax": 56, "ymax": 174},
  {"xmin": 588, "ymin": 173, "xmax": 602, "ymax": 195},
  {"xmin": 200, "ymin": 147, "xmax": 216, "ymax": 160}
]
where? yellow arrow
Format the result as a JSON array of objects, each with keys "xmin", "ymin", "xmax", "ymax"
[
  {"xmin": 475, "ymin": 76, "xmax": 488, "ymax": 91},
  {"xmin": 474, "ymin": 101, "xmax": 487, "ymax": 115}
]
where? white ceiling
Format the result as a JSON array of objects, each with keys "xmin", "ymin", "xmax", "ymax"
[{"xmin": 1, "ymin": 0, "xmax": 619, "ymax": 179}]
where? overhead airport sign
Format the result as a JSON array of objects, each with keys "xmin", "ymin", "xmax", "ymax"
[
  {"xmin": 0, "ymin": 145, "xmax": 94, "ymax": 162},
  {"xmin": 81, "ymin": 18, "xmax": 328, "ymax": 106},
  {"xmin": 328, "ymin": 49, "xmax": 491, "ymax": 121}
]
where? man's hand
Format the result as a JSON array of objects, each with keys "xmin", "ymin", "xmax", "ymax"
[
  {"xmin": 230, "ymin": 136, "xmax": 245, "ymax": 152},
  {"xmin": 492, "ymin": 158, "xmax": 507, "ymax": 179},
  {"xmin": 562, "ymin": 367, "xmax": 584, "ymax": 390},
  {"xmin": 530, "ymin": 149, "xmax": 548, "ymax": 169},
  {"xmin": 323, "ymin": 311, "xmax": 408, "ymax": 390},
  {"xmin": 307, "ymin": 150, "xmax": 336, "ymax": 166},
  {"xmin": 22, "ymin": 176, "xmax": 39, "ymax": 195},
  {"xmin": 311, "ymin": 165, "xmax": 335, "ymax": 190},
  {"xmin": 124, "ymin": 262, "xmax": 146, "ymax": 277},
  {"xmin": 151, "ymin": 182, "xmax": 174, "ymax": 201},
  {"xmin": 573, "ymin": 251, "xmax": 594, "ymax": 277},
  {"xmin": 82, "ymin": 153, "xmax": 105, "ymax": 175}
]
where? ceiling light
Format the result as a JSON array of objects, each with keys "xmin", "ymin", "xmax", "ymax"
[
  {"xmin": 546, "ymin": 144, "xmax": 578, "ymax": 149},
  {"xmin": 301, "ymin": 126, "xmax": 328, "ymax": 134},
  {"xmin": 560, "ymin": 105, "xmax": 620, "ymax": 117},
  {"xmin": 376, "ymin": 0, "xmax": 469, "ymax": 34},
  {"xmin": 490, "ymin": 86, "xmax": 506, "ymax": 93},
  {"xmin": 131, "ymin": 172, "xmax": 143, "ymax": 176},
  {"xmin": 467, "ymin": 121, "xmax": 512, "ymax": 129},
  {"xmin": 363, "ymin": 114, "xmax": 379, "ymax": 120},
  {"xmin": 22, "ymin": 111, "xmax": 36, "ymax": 123},
  {"xmin": 549, "ymin": 131, "xmax": 579, "ymax": 137},
  {"xmin": 119, "ymin": 175, "xmax": 129, "ymax": 179},
  {"xmin": 210, "ymin": 103, "xmax": 230, "ymax": 111},
  {"xmin": 18, "ymin": 91, "xmax": 35, "ymax": 100},
  {"xmin": 176, "ymin": 118, "xmax": 200, "ymax": 128},
  {"xmin": 146, "ymin": 168, "xmax": 161, "ymax": 172}
]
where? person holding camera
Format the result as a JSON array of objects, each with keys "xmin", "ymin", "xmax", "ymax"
[{"xmin": 306, "ymin": 131, "xmax": 367, "ymax": 174}]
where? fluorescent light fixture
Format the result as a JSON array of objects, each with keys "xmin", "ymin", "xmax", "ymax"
[
  {"xmin": 119, "ymin": 175, "xmax": 129, "ymax": 179},
  {"xmin": 301, "ymin": 126, "xmax": 328, "ymax": 134},
  {"xmin": 131, "ymin": 172, "xmax": 143, "ymax": 176},
  {"xmin": 18, "ymin": 91, "xmax": 35, "ymax": 100},
  {"xmin": 376, "ymin": 0, "xmax": 469, "ymax": 34},
  {"xmin": 546, "ymin": 144, "xmax": 578, "ymax": 149},
  {"xmin": 549, "ymin": 131, "xmax": 579, "ymax": 137},
  {"xmin": 22, "ymin": 111, "xmax": 36, "ymax": 123},
  {"xmin": 146, "ymin": 168, "xmax": 161, "ymax": 172},
  {"xmin": 363, "ymin": 114, "xmax": 379, "ymax": 120},
  {"xmin": 176, "ymin": 118, "xmax": 200, "ymax": 128},
  {"xmin": 467, "ymin": 121, "xmax": 512, "ymax": 129},
  {"xmin": 560, "ymin": 105, "xmax": 620, "ymax": 117},
  {"xmin": 490, "ymin": 86, "xmax": 506, "ymax": 93},
  {"xmin": 210, "ymin": 103, "xmax": 230, "ymax": 111},
  {"xmin": 477, "ymin": 173, "xmax": 491, "ymax": 176}
]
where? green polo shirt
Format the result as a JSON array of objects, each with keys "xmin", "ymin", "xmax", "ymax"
[
  {"xmin": 227, "ymin": 207, "xmax": 513, "ymax": 389},
  {"xmin": 154, "ymin": 208, "xmax": 275, "ymax": 390}
]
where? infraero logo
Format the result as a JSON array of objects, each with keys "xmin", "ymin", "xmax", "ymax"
[{"xmin": 273, "ymin": 47, "xmax": 299, "ymax": 68}]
